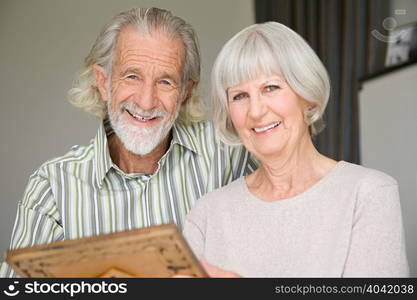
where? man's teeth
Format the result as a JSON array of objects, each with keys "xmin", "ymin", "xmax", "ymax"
[
  {"xmin": 253, "ymin": 121, "xmax": 281, "ymax": 133},
  {"xmin": 131, "ymin": 112, "xmax": 154, "ymax": 122}
]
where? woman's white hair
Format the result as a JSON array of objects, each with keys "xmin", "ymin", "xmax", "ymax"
[
  {"xmin": 212, "ymin": 22, "xmax": 330, "ymax": 145},
  {"xmin": 68, "ymin": 7, "xmax": 206, "ymax": 123}
]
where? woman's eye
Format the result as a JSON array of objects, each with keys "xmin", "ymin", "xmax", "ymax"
[
  {"xmin": 265, "ymin": 85, "xmax": 279, "ymax": 92},
  {"xmin": 232, "ymin": 93, "xmax": 248, "ymax": 101}
]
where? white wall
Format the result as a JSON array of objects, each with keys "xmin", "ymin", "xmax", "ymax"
[
  {"xmin": 361, "ymin": 0, "xmax": 417, "ymax": 277},
  {"xmin": 359, "ymin": 64, "xmax": 417, "ymax": 277},
  {"xmin": 0, "ymin": 0, "xmax": 255, "ymax": 255}
]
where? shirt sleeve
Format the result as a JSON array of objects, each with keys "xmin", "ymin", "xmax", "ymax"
[
  {"xmin": 0, "ymin": 170, "xmax": 64, "ymax": 278},
  {"xmin": 343, "ymin": 183, "xmax": 409, "ymax": 277},
  {"xmin": 183, "ymin": 220, "xmax": 205, "ymax": 259}
]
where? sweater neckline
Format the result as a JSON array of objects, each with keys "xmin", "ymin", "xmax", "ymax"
[{"xmin": 242, "ymin": 160, "xmax": 347, "ymax": 205}]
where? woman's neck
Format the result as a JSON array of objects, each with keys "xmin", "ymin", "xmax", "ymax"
[{"xmin": 246, "ymin": 138, "xmax": 337, "ymax": 201}]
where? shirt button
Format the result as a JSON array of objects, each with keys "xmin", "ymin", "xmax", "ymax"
[{"xmin": 140, "ymin": 175, "xmax": 151, "ymax": 181}]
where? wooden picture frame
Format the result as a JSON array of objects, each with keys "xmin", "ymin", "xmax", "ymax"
[{"xmin": 5, "ymin": 224, "xmax": 206, "ymax": 278}]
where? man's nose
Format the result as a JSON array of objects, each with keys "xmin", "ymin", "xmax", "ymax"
[{"xmin": 133, "ymin": 81, "xmax": 158, "ymax": 111}]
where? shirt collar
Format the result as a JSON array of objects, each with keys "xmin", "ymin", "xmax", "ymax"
[
  {"xmin": 171, "ymin": 120, "xmax": 200, "ymax": 155},
  {"xmin": 93, "ymin": 119, "xmax": 113, "ymax": 187},
  {"xmin": 93, "ymin": 119, "xmax": 201, "ymax": 187}
]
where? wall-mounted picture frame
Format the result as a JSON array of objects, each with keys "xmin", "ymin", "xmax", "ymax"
[{"xmin": 385, "ymin": 22, "xmax": 417, "ymax": 67}]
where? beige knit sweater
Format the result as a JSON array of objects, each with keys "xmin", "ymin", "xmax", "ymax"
[{"xmin": 183, "ymin": 161, "xmax": 409, "ymax": 277}]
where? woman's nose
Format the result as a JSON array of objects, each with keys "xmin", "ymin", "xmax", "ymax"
[{"xmin": 248, "ymin": 94, "xmax": 267, "ymax": 120}]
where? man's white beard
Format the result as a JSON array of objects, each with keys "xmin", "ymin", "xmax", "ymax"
[{"xmin": 107, "ymin": 98, "xmax": 180, "ymax": 156}]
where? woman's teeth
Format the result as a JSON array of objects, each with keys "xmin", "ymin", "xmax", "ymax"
[{"xmin": 253, "ymin": 121, "xmax": 281, "ymax": 133}]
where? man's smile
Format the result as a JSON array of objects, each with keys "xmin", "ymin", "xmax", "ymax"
[{"xmin": 125, "ymin": 108, "xmax": 159, "ymax": 122}]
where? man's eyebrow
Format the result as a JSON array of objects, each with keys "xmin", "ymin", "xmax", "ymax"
[
  {"xmin": 120, "ymin": 67, "xmax": 142, "ymax": 77},
  {"xmin": 119, "ymin": 68, "xmax": 180, "ymax": 84}
]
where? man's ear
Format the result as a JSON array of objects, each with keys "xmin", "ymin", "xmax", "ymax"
[
  {"xmin": 93, "ymin": 64, "xmax": 109, "ymax": 101},
  {"xmin": 182, "ymin": 80, "xmax": 194, "ymax": 103}
]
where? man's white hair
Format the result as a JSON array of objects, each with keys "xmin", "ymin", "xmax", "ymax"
[
  {"xmin": 211, "ymin": 22, "xmax": 331, "ymax": 145},
  {"xmin": 68, "ymin": 7, "xmax": 205, "ymax": 123}
]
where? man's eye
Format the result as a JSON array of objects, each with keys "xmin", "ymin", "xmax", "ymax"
[
  {"xmin": 159, "ymin": 79, "xmax": 172, "ymax": 86},
  {"xmin": 127, "ymin": 75, "xmax": 138, "ymax": 80},
  {"xmin": 232, "ymin": 93, "xmax": 248, "ymax": 101}
]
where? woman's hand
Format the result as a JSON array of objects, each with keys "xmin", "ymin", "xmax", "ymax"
[
  {"xmin": 173, "ymin": 258, "xmax": 241, "ymax": 278},
  {"xmin": 199, "ymin": 259, "xmax": 241, "ymax": 277}
]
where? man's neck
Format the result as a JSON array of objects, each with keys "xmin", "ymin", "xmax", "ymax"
[{"xmin": 108, "ymin": 132, "xmax": 171, "ymax": 175}]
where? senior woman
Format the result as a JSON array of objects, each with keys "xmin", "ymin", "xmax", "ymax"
[{"xmin": 183, "ymin": 22, "xmax": 409, "ymax": 277}]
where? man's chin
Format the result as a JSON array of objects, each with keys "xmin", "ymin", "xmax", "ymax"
[
  {"xmin": 119, "ymin": 132, "xmax": 159, "ymax": 155},
  {"xmin": 125, "ymin": 145, "xmax": 156, "ymax": 156},
  {"xmin": 116, "ymin": 125, "xmax": 170, "ymax": 156},
  {"xmin": 111, "ymin": 114, "xmax": 176, "ymax": 156}
]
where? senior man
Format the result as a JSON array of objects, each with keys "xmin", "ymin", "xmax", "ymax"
[{"xmin": 0, "ymin": 7, "xmax": 257, "ymax": 277}]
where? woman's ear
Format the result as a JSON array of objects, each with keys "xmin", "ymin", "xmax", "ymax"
[
  {"xmin": 93, "ymin": 64, "xmax": 109, "ymax": 101},
  {"xmin": 304, "ymin": 102, "xmax": 317, "ymax": 125}
]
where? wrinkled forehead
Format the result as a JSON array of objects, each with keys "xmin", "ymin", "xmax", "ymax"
[
  {"xmin": 220, "ymin": 33, "xmax": 284, "ymax": 91},
  {"xmin": 113, "ymin": 25, "xmax": 185, "ymax": 70}
]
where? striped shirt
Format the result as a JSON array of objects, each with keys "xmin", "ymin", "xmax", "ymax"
[{"xmin": 0, "ymin": 119, "xmax": 258, "ymax": 277}]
